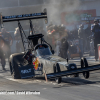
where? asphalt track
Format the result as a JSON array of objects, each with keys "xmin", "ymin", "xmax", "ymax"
[{"xmin": 0, "ymin": 55, "xmax": 100, "ymax": 100}]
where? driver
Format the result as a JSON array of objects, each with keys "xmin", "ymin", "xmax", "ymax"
[{"xmin": 36, "ymin": 45, "xmax": 52, "ymax": 56}]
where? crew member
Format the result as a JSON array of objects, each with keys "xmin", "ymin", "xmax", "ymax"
[
  {"xmin": 85, "ymin": 24, "xmax": 92, "ymax": 51},
  {"xmin": 0, "ymin": 28, "xmax": 13, "ymax": 58},
  {"xmin": 14, "ymin": 27, "xmax": 23, "ymax": 53},
  {"xmin": 0, "ymin": 36, "xmax": 6, "ymax": 70},
  {"xmin": 91, "ymin": 19, "xmax": 100, "ymax": 61},
  {"xmin": 59, "ymin": 28, "xmax": 69, "ymax": 59},
  {"xmin": 78, "ymin": 24, "xmax": 85, "ymax": 56}
]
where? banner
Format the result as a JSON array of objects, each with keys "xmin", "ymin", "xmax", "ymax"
[{"xmin": 61, "ymin": 9, "xmax": 96, "ymax": 25}]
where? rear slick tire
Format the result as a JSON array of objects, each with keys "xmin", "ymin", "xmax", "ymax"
[
  {"xmin": 83, "ymin": 58, "xmax": 89, "ymax": 79},
  {"xmin": 9, "ymin": 60, "xmax": 21, "ymax": 79}
]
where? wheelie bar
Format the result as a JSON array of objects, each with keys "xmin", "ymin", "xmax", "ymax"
[{"xmin": 47, "ymin": 64, "xmax": 100, "ymax": 79}]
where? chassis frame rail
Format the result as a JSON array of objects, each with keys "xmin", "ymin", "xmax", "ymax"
[{"xmin": 47, "ymin": 64, "xmax": 100, "ymax": 78}]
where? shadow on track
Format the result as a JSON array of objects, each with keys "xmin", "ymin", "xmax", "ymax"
[{"xmin": 53, "ymin": 77, "xmax": 100, "ymax": 88}]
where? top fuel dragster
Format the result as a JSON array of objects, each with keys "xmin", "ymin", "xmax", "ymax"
[{"xmin": 0, "ymin": 9, "xmax": 100, "ymax": 84}]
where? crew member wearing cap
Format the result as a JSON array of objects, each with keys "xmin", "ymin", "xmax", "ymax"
[{"xmin": 91, "ymin": 19, "xmax": 100, "ymax": 61}]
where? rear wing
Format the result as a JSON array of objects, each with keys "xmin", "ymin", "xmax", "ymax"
[
  {"xmin": 0, "ymin": 8, "xmax": 48, "ymax": 52},
  {"xmin": 0, "ymin": 8, "xmax": 48, "ymax": 25}
]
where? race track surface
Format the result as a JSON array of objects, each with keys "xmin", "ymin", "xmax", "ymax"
[{"xmin": 0, "ymin": 56, "xmax": 100, "ymax": 100}]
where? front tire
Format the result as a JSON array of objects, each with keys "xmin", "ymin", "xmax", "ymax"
[
  {"xmin": 55, "ymin": 77, "xmax": 62, "ymax": 84},
  {"xmin": 53, "ymin": 63, "xmax": 62, "ymax": 84},
  {"xmin": 81, "ymin": 58, "xmax": 89, "ymax": 79}
]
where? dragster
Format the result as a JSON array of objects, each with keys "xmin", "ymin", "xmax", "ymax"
[{"xmin": 0, "ymin": 9, "xmax": 100, "ymax": 84}]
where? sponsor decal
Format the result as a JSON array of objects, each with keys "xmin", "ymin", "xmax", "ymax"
[
  {"xmin": 19, "ymin": 66, "xmax": 34, "ymax": 78},
  {"xmin": 71, "ymin": 66, "xmax": 75, "ymax": 69},
  {"xmin": 21, "ymin": 69, "xmax": 31, "ymax": 74},
  {"xmin": 33, "ymin": 58, "xmax": 40, "ymax": 70},
  {"xmin": 3, "ymin": 13, "xmax": 43, "ymax": 19},
  {"xmin": 34, "ymin": 71, "xmax": 42, "ymax": 75}
]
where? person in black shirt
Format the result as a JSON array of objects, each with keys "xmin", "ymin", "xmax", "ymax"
[
  {"xmin": 60, "ymin": 36, "xmax": 69, "ymax": 59},
  {"xmin": 91, "ymin": 19, "xmax": 100, "ymax": 61},
  {"xmin": 59, "ymin": 30, "xmax": 69, "ymax": 59}
]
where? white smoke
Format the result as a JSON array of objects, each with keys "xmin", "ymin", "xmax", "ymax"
[{"xmin": 43, "ymin": 0, "xmax": 81, "ymax": 25}]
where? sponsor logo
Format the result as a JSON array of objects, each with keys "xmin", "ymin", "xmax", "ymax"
[
  {"xmin": 34, "ymin": 71, "xmax": 42, "ymax": 75},
  {"xmin": 3, "ymin": 13, "xmax": 42, "ymax": 19},
  {"xmin": 21, "ymin": 69, "xmax": 31, "ymax": 74},
  {"xmin": 71, "ymin": 66, "xmax": 75, "ymax": 69},
  {"xmin": 33, "ymin": 58, "xmax": 40, "ymax": 70}
]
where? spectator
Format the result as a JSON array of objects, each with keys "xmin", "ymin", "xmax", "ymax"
[{"xmin": 91, "ymin": 19, "xmax": 100, "ymax": 61}]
